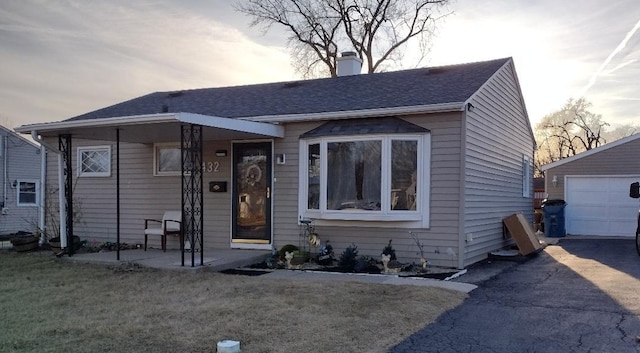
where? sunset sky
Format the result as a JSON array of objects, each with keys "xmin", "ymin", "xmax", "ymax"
[{"xmin": 1, "ymin": 0, "xmax": 639, "ymax": 130}]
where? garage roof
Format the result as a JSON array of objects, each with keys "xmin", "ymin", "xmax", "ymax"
[{"xmin": 540, "ymin": 133, "xmax": 640, "ymax": 171}]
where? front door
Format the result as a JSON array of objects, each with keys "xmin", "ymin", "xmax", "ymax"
[{"xmin": 232, "ymin": 142, "xmax": 272, "ymax": 245}]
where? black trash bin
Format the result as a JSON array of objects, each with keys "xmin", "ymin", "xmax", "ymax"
[{"xmin": 542, "ymin": 199, "xmax": 567, "ymax": 238}]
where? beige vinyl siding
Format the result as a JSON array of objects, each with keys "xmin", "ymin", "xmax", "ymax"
[
  {"xmin": 41, "ymin": 92, "xmax": 530, "ymax": 269},
  {"xmin": 202, "ymin": 141, "xmax": 233, "ymax": 249},
  {"xmin": 463, "ymin": 61, "xmax": 535, "ymax": 267},
  {"xmin": 274, "ymin": 114, "xmax": 463, "ymax": 268},
  {"xmin": 545, "ymin": 137, "xmax": 640, "ymax": 200},
  {"xmin": 43, "ymin": 138, "xmax": 235, "ymax": 250},
  {"xmin": 272, "ymin": 122, "xmax": 311, "ymax": 248},
  {"xmin": 0, "ymin": 129, "xmax": 42, "ymax": 235}
]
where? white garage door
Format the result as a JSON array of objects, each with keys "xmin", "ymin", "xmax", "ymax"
[{"xmin": 565, "ymin": 176, "xmax": 640, "ymax": 237}]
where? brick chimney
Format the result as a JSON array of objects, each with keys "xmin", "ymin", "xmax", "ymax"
[{"xmin": 336, "ymin": 51, "xmax": 362, "ymax": 76}]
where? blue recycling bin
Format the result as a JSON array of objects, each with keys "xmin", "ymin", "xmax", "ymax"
[{"xmin": 542, "ymin": 199, "xmax": 567, "ymax": 237}]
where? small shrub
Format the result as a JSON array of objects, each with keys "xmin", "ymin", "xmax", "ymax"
[
  {"xmin": 382, "ymin": 239, "xmax": 397, "ymax": 261},
  {"xmin": 278, "ymin": 244, "xmax": 299, "ymax": 259},
  {"xmin": 264, "ymin": 248, "xmax": 285, "ymax": 269},
  {"xmin": 338, "ymin": 243, "xmax": 358, "ymax": 272},
  {"xmin": 292, "ymin": 250, "xmax": 310, "ymax": 262},
  {"xmin": 354, "ymin": 255, "xmax": 380, "ymax": 274}
]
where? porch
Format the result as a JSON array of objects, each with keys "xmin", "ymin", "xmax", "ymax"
[
  {"xmin": 62, "ymin": 248, "xmax": 271, "ymax": 272},
  {"xmin": 16, "ymin": 112, "xmax": 286, "ymax": 267}
]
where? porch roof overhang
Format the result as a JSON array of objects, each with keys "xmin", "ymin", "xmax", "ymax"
[{"xmin": 15, "ymin": 112, "xmax": 285, "ymax": 144}]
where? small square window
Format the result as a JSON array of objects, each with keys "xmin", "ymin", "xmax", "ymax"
[
  {"xmin": 17, "ymin": 180, "xmax": 39, "ymax": 206},
  {"xmin": 78, "ymin": 146, "xmax": 111, "ymax": 177},
  {"xmin": 154, "ymin": 143, "xmax": 181, "ymax": 176}
]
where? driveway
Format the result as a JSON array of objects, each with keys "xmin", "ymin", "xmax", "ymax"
[{"xmin": 390, "ymin": 238, "xmax": 640, "ymax": 353}]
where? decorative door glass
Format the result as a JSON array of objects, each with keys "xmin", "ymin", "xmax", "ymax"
[{"xmin": 232, "ymin": 142, "xmax": 272, "ymax": 244}]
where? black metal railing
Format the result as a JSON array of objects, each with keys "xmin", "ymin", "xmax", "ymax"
[
  {"xmin": 58, "ymin": 134, "xmax": 74, "ymax": 256},
  {"xmin": 181, "ymin": 124, "xmax": 204, "ymax": 267}
]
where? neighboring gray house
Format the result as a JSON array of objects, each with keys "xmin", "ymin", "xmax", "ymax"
[
  {"xmin": 0, "ymin": 125, "xmax": 43, "ymax": 235},
  {"xmin": 16, "ymin": 56, "xmax": 534, "ymax": 268},
  {"xmin": 541, "ymin": 133, "xmax": 640, "ymax": 237}
]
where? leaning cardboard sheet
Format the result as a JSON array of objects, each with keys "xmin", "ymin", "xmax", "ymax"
[{"xmin": 502, "ymin": 213, "xmax": 544, "ymax": 255}]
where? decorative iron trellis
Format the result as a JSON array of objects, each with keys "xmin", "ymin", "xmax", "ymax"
[
  {"xmin": 58, "ymin": 134, "xmax": 74, "ymax": 256},
  {"xmin": 181, "ymin": 124, "xmax": 204, "ymax": 267}
]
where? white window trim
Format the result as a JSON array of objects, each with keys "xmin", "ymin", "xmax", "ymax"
[
  {"xmin": 153, "ymin": 143, "xmax": 181, "ymax": 176},
  {"xmin": 523, "ymin": 154, "xmax": 532, "ymax": 197},
  {"xmin": 298, "ymin": 133, "xmax": 430, "ymax": 227},
  {"xmin": 17, "ymin": 179, "xmax": 39, "ymax": 207},
  {"xmin": 77, "ymin": 145, "xmax": 111, "ymax": 177}
]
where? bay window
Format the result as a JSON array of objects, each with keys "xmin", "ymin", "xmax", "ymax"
[{"xmin": 300, "ymin": 133, "xmax": 429, "ymax": 222}]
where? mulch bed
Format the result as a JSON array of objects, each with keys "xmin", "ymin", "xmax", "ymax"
[
  {"xmin": 244, "ymin": 259, "xmax": 461, "ymax": 279},
  {"xmin": 219, "ymin": 268, "xmax": 272, "ymax": 276}
]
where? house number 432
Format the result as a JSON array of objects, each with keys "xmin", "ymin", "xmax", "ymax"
[{"xmin": 203, "ymin": 161, "xmax": 220, "ymax": 173}]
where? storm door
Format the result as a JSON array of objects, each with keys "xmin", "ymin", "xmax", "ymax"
[{"xmin": 232, "ymin": 142, "xmax": 272, "ymax": 244}]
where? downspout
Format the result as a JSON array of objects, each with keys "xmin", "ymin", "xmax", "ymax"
[
  {"xmin": 31, "ymin": 131, "xmax": 66, "ymax": 249},
  {"xmin": 38, "ymin": 145, "xmax": 46, "ymax": 245},
  {"xmin": 3, "ymin": 135, "xmax": 7, "ymax": 211},
  {"xmin": 457, "ymin": 106, "xmax": 468, "ymax": 270}
]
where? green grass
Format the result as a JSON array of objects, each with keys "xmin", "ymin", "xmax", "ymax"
[{"xmin": 0, "ymin": 251, "xmax": 466, "ymax": 353}]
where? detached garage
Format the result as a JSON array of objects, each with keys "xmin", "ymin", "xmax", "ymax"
[{"xmin": 541, "ymin": 133, "xmax": 640, "ymax": 237}]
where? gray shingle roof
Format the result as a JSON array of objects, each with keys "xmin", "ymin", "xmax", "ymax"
[
  {"xmin": 68, "ymin": 57, "xmax": 510, "ymax": 121},
  {"xmin": 300, "ymin": 116, "xmax": 429, "ymax": 138}
]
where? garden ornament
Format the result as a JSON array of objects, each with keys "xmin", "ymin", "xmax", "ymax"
[
  {"xmin": 381, "ymin": 253, "xmax": 402, "ymax": 273},
  {"xmin": 307, "ymin": 233, "xmax": 320, "ymax": 247},
  {"xmin": 285, "ymin": 251, "xmax": 294, "ymax": 269}
]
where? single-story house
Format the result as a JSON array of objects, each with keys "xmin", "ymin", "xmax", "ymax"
[
  {"xmin": 540, "ymin": 133, "xmax": 640, "ymax": 237},
  {"xmin": 16, "ymin": 56, "xmax": 534, "ymax": 268},
  {"xmin": 0, "ymin": 125, "xmax": 43, "ymax": 236}
]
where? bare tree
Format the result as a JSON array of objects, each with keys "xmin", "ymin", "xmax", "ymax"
[
  {"xmin": 534, "ymin": 98, "xmax": 608, "ymax": 176},
  {"xmin": 235, "ymin": 0, "xmax": 450, "ymax": 78},
  {"xmin": 604, "ymin": 123, "xmax": 638, "ymax": 141}
]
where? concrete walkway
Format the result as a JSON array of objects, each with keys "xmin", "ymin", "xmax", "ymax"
[
  {"xmin": 61, "ymin": 248, "xmax": 271, "ymax": 272},
  {"xmin": 262, "ymin": 269, "xmax": 478, "ymax": 293},
  {"xmin": 62, "ymin": 249, "xmax": 486, "ymax": 293},
  {"xmin": 59, "ymin": 247, "xmax": 478, "ymax": 293}
]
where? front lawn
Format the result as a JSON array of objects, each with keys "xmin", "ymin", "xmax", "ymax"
[{"xmin": 0, "ymin": 251, "xmax": 466, "ymax": 353}]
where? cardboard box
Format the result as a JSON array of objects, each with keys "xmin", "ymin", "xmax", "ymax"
[{"xmin": 503, "ymin": 213, "xmax": 543, "ymax": 255}]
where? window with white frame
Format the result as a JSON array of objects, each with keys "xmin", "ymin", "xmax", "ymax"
[
  {"xmin": 300, "ymin": 134, "xmax": 429, "ymax": 222},
  {"xmin": 522, "ymin": 154, "xmax": 532, "ymax": 197},
  {"xmin": 154, "ymin": 143, "xmax": 181, "ymax": 176},
  {"xmin": 78, "ymin": 146, "xmax": 111, "ymax": 177},
  {"xmin": 17, "ymin": 180, "xmax": 39, "ymax": 206}
]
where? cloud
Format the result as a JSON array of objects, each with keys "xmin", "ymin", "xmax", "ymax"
[
  {"xmin": 426, "ymin": 0, "xmax": 640, "ymax": 126},
  {"xmin": 0, "ymin": 1, "xmax": 294, "ymax": 124},
  {"xmin": 1, "ymin": 0, "xmax": 640, "ymax": 130},
  {"xmin": 578, "ymin": 18, "xmax": 640, "ymax": 97}
]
